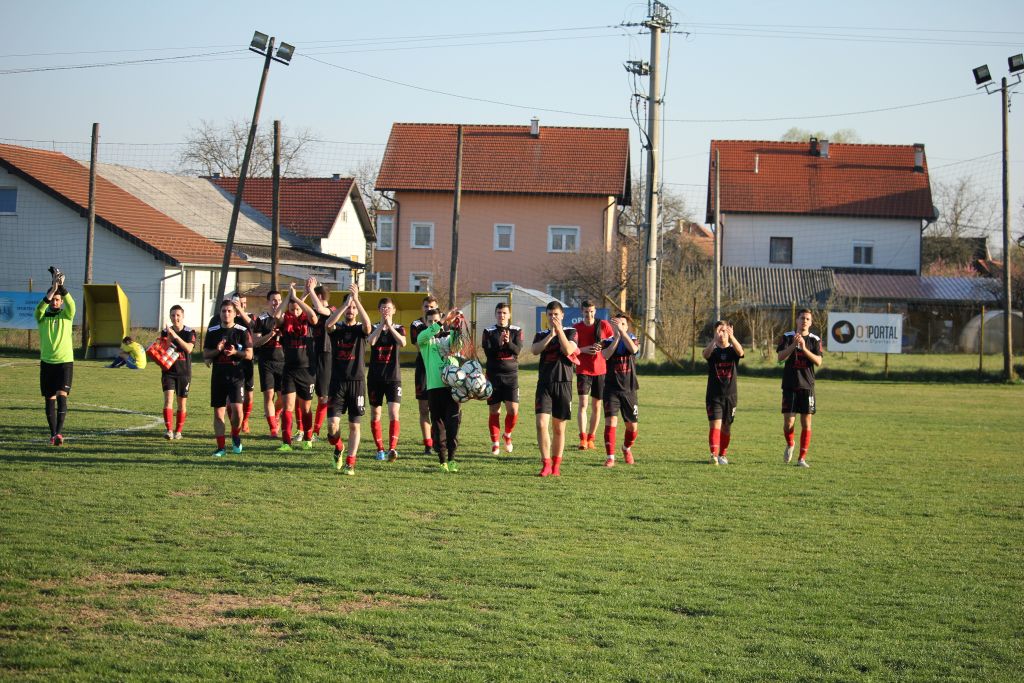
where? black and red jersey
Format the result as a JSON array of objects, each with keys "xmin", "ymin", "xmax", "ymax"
[
  {"xmin": 777, "ymin": 331, "xmax": 823, "ymax": 391},
  {"xmin": 705, "ymin": 345, "xmax": 741, "ymax": 402},
  {"xmin": 280, "ymin": 312, "xmax": 313, "ymax": 368},
  {"xmin": 160, "ymin": 326, "xmax": 196, "ymax": 376},
  {"xmin": 251, "ymin": 312, "xmax": 284, "ymax": 363},
  {"xmin": 203, "ymin": 323, "xmax": 251, "ymax": 374},
  {"xmin": 329, "ymin": 322, "xmax": 369, "ymax": 381},
  {"xmin": 482, "ymin": 325, "xmax": 522, "ymax": 378},
  {"xmin": 601, "ymin": 334, "xmax": 639, "ymax": 394},
  {"xmin": 411, "ymin": 318, "xmax": 428, "ymax": 372},
  {"xmin": 369, "ymin": 324, "xmax": 404, "ymax": 382},
  {"xmin": 310, "ymin": 305, "xmax": 335, "ymax": 356},
  {"xmin": 534, "ymin": 327, "xmax": 579, "ymax": 386}
]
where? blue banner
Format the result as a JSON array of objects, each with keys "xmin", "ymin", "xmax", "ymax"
[
  {"xmin": 535, "ymin": 306, "xmax": 610, "ymax": 331},
  {"xmin": 0, "ymin": 291, "xmax": 46, "ymax": 330}
]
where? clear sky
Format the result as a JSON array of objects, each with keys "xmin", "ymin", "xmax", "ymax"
[{"xmin": 2, "ymin": 0, "xmax": 1022, "ymax": 241}]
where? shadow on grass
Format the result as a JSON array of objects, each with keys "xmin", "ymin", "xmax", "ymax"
[{"xmin": 0, "ymin": 452, "xmax": 334, "ymax": 470}]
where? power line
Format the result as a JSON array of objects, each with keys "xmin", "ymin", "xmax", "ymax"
[{"xmin": 0, "ymin": 50, "xmax": 243, "ymax": 75}]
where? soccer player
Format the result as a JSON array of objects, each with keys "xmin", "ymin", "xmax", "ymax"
[
  {"xmin": 309, "ymin": 283, "xmax": 335, "ymax": 440},
  {"xmin": 274, "ymin": 281, "xmax": 320, "ymax": 452},
  {"xmin": 410, "ymin": 294, "xmax": 439, "ymax": 455},
  {"xmin": 481, "ymin": 302, "xmax": 522, "ymax": 456},
  {"xmin": 250, "ymin": 290, "xmax": 285, "ymax": 437},
  {"xmin": 573, "ymin": 301, "xmax": 613, "ymax": 450},
  {"xmin": 601, "ymin": 312, "xmax": 640, "ymax": 467},
  {"xmin": 203, "ymin": 299, "xmax": 253, "ymax": 457},
  {"xmin": 777, "ymin": 308, "xmax": 824, "ymax": 468},
  {"xmin": 35, "ymin": 267, "xmax": 74, "ymax": 446},
  {"xmin": 367, "ymin": 297, "xmax": 406, "ymax": 462},
  {"xmin": 324, "ymin": 284, "xmax": 372, "ymax": 475},
  {"xmin": 703, "ymin": 320, "xmax": 744, "ymax": 466},
  {"xmin": 108, "ymin": 336, "xmax": 147, "ymax": 369},
  {"xmin": 160, "ymin": 305, "xmax": 196, "ymax": 440},
  {"xmin": 532, "ymin": 301, "xmax": 579, "ymax": 477},
  {"xmin": 209, "ymin": 296, "xmax": 254, "ymax": 432},
  {"xmin": 418, "ymin": 307, "xmax": 464, "ymax": 472}
]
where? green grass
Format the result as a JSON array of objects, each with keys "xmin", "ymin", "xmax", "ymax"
[{"xmin": 1, "ymin": 356, "xmax": 1021, "ymax": 681}]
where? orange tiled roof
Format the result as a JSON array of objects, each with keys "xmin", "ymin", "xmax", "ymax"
[
  {"xmin": 375, "ymin": 123, "xmax": 631, "ymax": 200},
  {"xmin": 0, "ymin": 144, "xmax": 237, "ymax": 266},
  {"xmin": 209, "ymin": 177, "xmax": 355, "ymax": 240},
  {"xmin": 706, "ymin": 140, "xmax": 934, "ymax": 223}
]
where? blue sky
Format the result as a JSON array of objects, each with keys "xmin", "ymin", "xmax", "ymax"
[{"xmin": 2, "ymin": 0, "xmax": 1022, "ymax": 237}]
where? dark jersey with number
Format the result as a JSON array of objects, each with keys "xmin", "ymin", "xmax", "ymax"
[
  {"xmin": 482, "ymin": 325, "xmax": 522, "ymax": 378},
  {"xmin": 160, "ymin": 326, "xmax": 195, "ymax": 377},
  {"xmin": 280, "ymin": 312, "xmax": 313, "ymax": 368},
  {"xmin": 601, "ymin": 334, "xmax": 639, "ymax": 393},
  {"xmin": 777, "ymin": 331, "xmax": 823, "ymax": 391},
  {"xmin": 369, "ymin": 324, "xmax": 404, "ymax": 382},
  {"xmin": 251, "ymin": 312, "xmax": 284, "ymax": 363},
  {"xmin": 329, "ymin": 322, "xmax": 369, "ymax": 381},
  {"xmin": 534, "ymin": 327, "xmax": 579, "ymax": 386},
  {"xmin": 705, "ymin": 345, "xmax": 741, "ymax": 402},
  {"xmin": 203, "ymin": 323, "xmax": 252, "ymax": 376}
]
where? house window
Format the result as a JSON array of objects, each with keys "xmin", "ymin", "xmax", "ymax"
[
  {"xmin": 492, "ymin": 281, "xmax": 513, "ymax": 292},
  {"xmin": 0, "ymin": 188, "xmax": 16, "ymax": 214},
  {"xmin": 411, "ymin": 222, "xmax": 434, "ymax": 249},
  {"xmin": 376, "ymin": 271, "xmax": 393, "ymax": 291},
  {"xmin": 494, "ymin": 224, "xmax": 515, "ymax": 251},
  {"xmin": 409, "ymin": 272, "xmax": 433, "ymax": 292},
  {"xmin": 770, "ymin": 237, "xmax": 793, "ymax": 264},
  {"xmin": 853, "ymin": 241, "xmax": 874, "ymax": 266},
  {"xmin": 211, "ymin": 270, "xmax": 221, "ymax": 300},
  {"xmin": 547, "ymin": 284, "xmax": 577, "ymax": 305},
  {"xmin": 181, "ymin": 269, "xmax": 196, "ymax": 300},
  {"xmin": 377, "ymin": 215, "xmax": 394, "ymax": 250},
  {"xmin": 548, "ymin": 226, "xmax": 579, "ymax": 253}
]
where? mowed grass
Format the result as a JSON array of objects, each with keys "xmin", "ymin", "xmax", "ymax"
[{"xmin": 0, "ymin": 356, "xmax": 1021, "ymax": 681}]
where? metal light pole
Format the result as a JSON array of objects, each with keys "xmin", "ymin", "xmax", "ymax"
[{"xmin": 215, "ymin": 32, "xmax": 294, "ymax": 304}]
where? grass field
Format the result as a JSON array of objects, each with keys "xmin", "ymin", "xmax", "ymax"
[{"xmin": 1, "ymin": 355, "xmax": 1022, "ymax": 681}]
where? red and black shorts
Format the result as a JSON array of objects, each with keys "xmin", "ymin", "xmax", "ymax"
[
  {"xmin": 329, "ymin": 379, "xmax": 365, "ymax": 422},
  {"xmin": 368, "ymin": 380, "xmax": 402, "ymax": 407},
  {"xmin": 576, "ymin": 373, "xmax": 605, "ymax": 400},
  {"xmin": 283, "ymin": 366, "xmax": 315, "ymax": 401},
  {"xmin": 487, "ymin": 374, "xmax": 519, "ymax": 406},
  {"xmin": 535, "ymin": 381, "xmax": 572, "ymax": 421},
  {"xmin": 706, "ymin": 396, "xmax": 736, "ymax": 424},
  {"xmin": 39, "ymin": 361, "xmax": 73, "ymax": 397},
  {"xmin": 161, "ymin": 371, "xmax": 191, "ymax": 398},
  {"xmin": 781, "ymin": 389, "xmax": 816, "ymax": 415},
  {"xmin": 604, "ymin": 390, "xmax": 639, "ymax": 423}
]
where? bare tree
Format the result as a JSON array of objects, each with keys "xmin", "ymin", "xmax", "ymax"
[
  {"xmin": 179, "ymin": 119, "xmax": 314, "ymax": 177},
  {"xmin": 542, "ymin": 247, "xmax": 624, "ymax": 307},
  {"xmin": 619, "ymin": 179, "xmax": 693, "ymax": 240},
  {"xmin": 930, "ymin": 176, "xmax": 996, "ymax": 239},
  {"xmin": 780, "ymin": 127, "xmax": 862, "ymax": 143}
]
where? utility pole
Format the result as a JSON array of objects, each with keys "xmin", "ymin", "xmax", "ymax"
[
  {"xmin": 449, "ymin": 125, "xmax": 464, "ymax": 310},
  {"xmin": 82, "ymin": 122, "xmax": 99, "ymax": 358},
  {"xmin": 271, "ymin": 119, "xmax": 281, "ymax": 292},
  {"xmin": 713, "ymin": 149, "xmax": 722, "ymax": 322},
  {"xmin": 625, "ymin": 1, "xmax": 674, "ymax": 360}
]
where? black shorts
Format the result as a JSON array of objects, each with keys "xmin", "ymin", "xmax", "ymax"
[
  {"xmin": 415, "ymin": 363, "xmax": 428, "ymax": 401},
  {"xmin": 258, "ymin": 360, "xmax": 284, "ymax": 394},
  {"xmin": 329, "ymin": 379, "xmax": 365, "ymax": 422},
  {"xmin": 535, "ymin": 382, "xmax": 572, "ymax": 421},
  {"xmin": 161, "ymin": 372, "xmax": 191, "ymax": 398},
  {"xmin": 40, "ymin": 361, "xmax": 73, "ymax": 397},
  {"xmin": 211, "ymin": 371, "xmax": 244, "ymax": 408},
  {"xmin": 706, "ymin": 396, "xmax": 736, "ymax": 424},
  {"xmin": 782, "ymin": 389, "xmax": 816, "ymax": 415},
  {"xmin": 487, "ymin": 374, "xmax": 519, "ymax": 405},
  {"xmin": 604, "ymin": 390, "xmax": 639, "ymax": 423},
  {"xmin": 242, "ymin": 359, "xmax": 255, "ymax": 392},
  {"xmin": 314, "ymin": 349, "xmax": 332, "ymax": 397},
  {"xmin": 576, "ymin": 374, "xmax": 605, "ymax": 399},
  {"xmin": 283, "ymin": 366, "xmax": 315, "ymax": 401},
  {"xmin": 368, "ymin": 380, "xmax": 402, "ymax": 407}
]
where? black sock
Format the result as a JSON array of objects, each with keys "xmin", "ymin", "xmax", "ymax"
[
  {"xmin": 45, "ymin": 398, "xmax": 56, "ymax": 436},
  {"xmin": 55, "ymin": 395, "xmax": 68, "ymax": 435}
]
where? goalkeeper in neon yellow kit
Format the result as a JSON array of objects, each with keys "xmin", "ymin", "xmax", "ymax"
[{"xmin": 34, "ymin": 267, "xmax": 75, "ymax": 446}]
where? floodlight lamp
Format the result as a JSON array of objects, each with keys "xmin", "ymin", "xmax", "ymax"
[
  {"xmin": 1009, "ymin": 54, "xmax": 1024, "ymax": 74},
  {"xmin": 973, "ymin": 64, "xmax": 992, "ymax": 86},
  {"xmin": 276, "ymin": 42, "xmax": 295, "ymax": 63},
  {"xmin": 250, "ymin": 31, "xmax": 270, "ymax": 52}
]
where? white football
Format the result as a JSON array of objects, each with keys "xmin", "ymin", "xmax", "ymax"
[
  {"xmin": 451, "ymin": 385, "xmax": 472, "ymax": 403},
  {"xmin": 441, "ymin": 364, "xmax": 461, "ymax": 387}
]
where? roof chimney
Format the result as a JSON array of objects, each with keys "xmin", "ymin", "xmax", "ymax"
[
  {"xmin": 530, "ymin": 117, "xmax": 540, "ymax": 138},
  {"xmin": 332, "ymin": 173, "xmax": 341, "ymax": 180},
  {"xmin": 212, "ymin": 172, "xmax": 221, "ymax": 179},
  {"xmin": 809, "ymin": 137, "xmax": 819, "ymax": 156},
  {"xmin": 754, "ymin": 154, "xmax": 759, "ymax": 174},
  {"xmin": 819, "ymin": 139, "xmax": 829, "ymax": 158},
  {"xmin": 913, "ymin": 143, "xmax": 924, "ymax": 173}
]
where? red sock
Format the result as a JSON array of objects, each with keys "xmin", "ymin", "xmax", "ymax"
[
  {"xmin": 303, "ymin": 409, "xmax": 313, "ymax": 439},
  {"xmin": 163, "ymin": 408, "xmax": 173, "ymax": 431},
  {"xmin": 346, "ymin": 454, "xmax": 356, "ymax": 467},
  {"xmin": 538, "ymin": 458, "xmax": 552, "ymax": 477},
  {"xmin": 552, "ymin": 455, "xmax": 562, "ymax": 476},
  {"xmin": 371, "ymin": 420, "xmax": 384, "ymax": 450},
  {"xmin": 314, "ymin": 400, "xmax": 329, "ymax": 435},
  {"xmin": 784, "ymin": 427, "xmax": 796, "ymax": 447},
  {"xmin": 709, "ymin": 427, "xmax": 721, "ymax": 456},
  {"xmin": 389, "ymin": 420, "xmax": 400, "ymax": 450},
  {"xmin": 800, "ymin": 430, "xmax": 811, "ymax": 459},
  {"xmin": 604, "ymin": 425, "xmax": 616, "ymax": 455},
  {"xmin": 175, "ymin": 411, "xmax": 187, "ymax": 433},
  {"xmin": 720, "ymin": 431, "xmax": 731, "ymax": 456},
  {"xmin": 328, "ymin": 433, "xmax": 344, "ymax": 452},
  {"xmin": 488, "ymin": 414, "xmax": 501, "ymax": 442},
  {"xmin": 624, "ymin": 425, "xmax": 637, "ymax": 449},
  {"xmin": 266, "ymin": 413, "xmax": 278, "ymax": 435},
  {"xmin": 243, "ymin": 399, "xmax": 253, "ymax": 422},
  {"xmin": 579, "ymin": 431, "xmax": 587, "ymax": 442},
  {"xmin": 216, "ymin": 435, "xmax": 226, "ymax": 449},
  {"xmin": 504, "ymin": 413, "xmax": 517, "ymax": 436},
  {"xmin": 424, "ymin": 437, "xmax": 433, "ymax": 448},
  {"xmin": 282, "ymin": 411, "xmax": 293, "ymax": 444}
]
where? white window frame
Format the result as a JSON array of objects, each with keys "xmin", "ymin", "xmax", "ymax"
[
  {"xmin": 180, "ymin": 269, "xmax": 196, "ymax": 300},
  {"xmin": 853, "ymin": 241, "xmax": 875, "ymax": 266},
  {"xmin": 546, "ymin": 284, "xmax": 577, "ymax": 305},
  {"xmin": 376, "ymin": 271, "xmax": 393, "ymax": 291},
  {"xmin": 493, "ymin": 223, "xmax": 515, "ymax": 251},
  {"xmin": 409, "ymin": 272, "xmax": 433, "ymax": 292},
  {"xmin": 492, "ymin": 281, "xmax": 513, "ymax": 292},
  {"xmin": 548, "ymin": 226, "xmax": 580, "ymax": 253},
  {"xmin": 376, "ymin": 215, "xmax": 394, "ymax": 250},
  {"xmin": 411, "ymin": 222, "xmax": 434, "ymax": 249},
  {"xmin": 0, "ymin": 187, "xmax": 16, "ymax": 214},
  {"xmin": 769, "ymin": 236, "xmax": 793, "ymax": 265}
]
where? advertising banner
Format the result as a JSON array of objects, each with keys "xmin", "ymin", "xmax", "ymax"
[
  {"xmin": 536, "ymin": 307, "xmax": 609, "ymax": 331},
  {"xmin": 828, "ymin": 312, "xmax": 902, "ymax": 353},
  {"xmin": 0, "ymin": 291, "xmax": 43, "ymax": 330}
]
